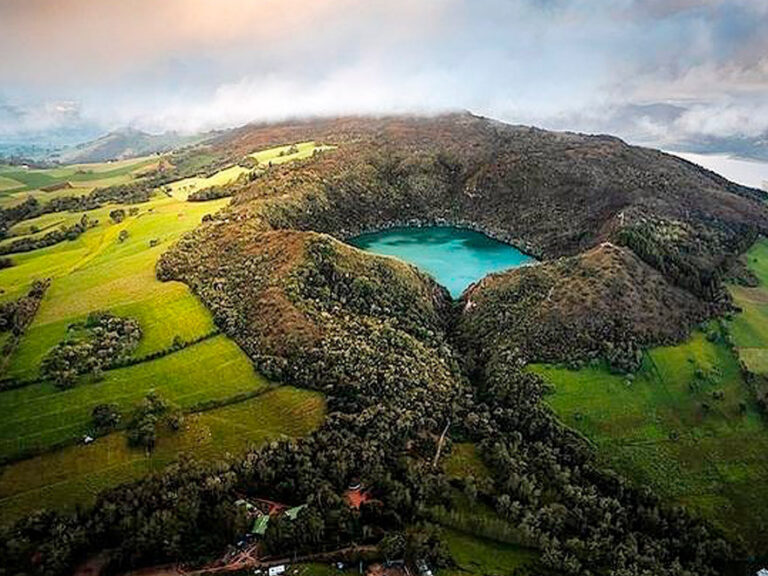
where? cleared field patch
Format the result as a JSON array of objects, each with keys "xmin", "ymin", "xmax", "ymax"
[
  {"xmin": 531, "ymin": 331, "xmax": 768, "ymax": 553},
  {"xmin": 0, "ymin": 386, "xmax": 325, "ymax": 523},
  {"xmin": 0, "ymin": 185, "xmax": 96, "ymax": 209},
  {"xmin": 438, "ymin": 528, "xmax": 538, "ymax": 576},
  {"xmin": 248, "ymin": 141, "xmax": 336, "ymax": 166},
  {"xmin": 1, "ymin": 195, "xmax": 227, "ymax": 377},
  {"xmin": 162, "ymin": 141, "xmax": 335, "ymax": 200},
  {"xmin": 0, "ymin": 175, "xmax": 24, "ymax": 193},
  {"xmin": 0, "ymin": 335, "xmax": 269, "ymax": 461},
  {"xmin": 729, "ymin": 238, "xmax": 768, "ymax": 375},
  {"xmin": 165, "ymin": 164, "xmax": 251, "ymax": 200},
  {"xmin": 443, "ymin": 443, "xmax": 491, "ymax": 481},
  {"xmin": 0, "ymin": 156, "xmax": 158, "ymax": 194}
]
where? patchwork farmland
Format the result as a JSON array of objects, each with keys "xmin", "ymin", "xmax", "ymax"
[{"xmin": 0, "ymin": 142, "xmax": 335, "ymax": 530}]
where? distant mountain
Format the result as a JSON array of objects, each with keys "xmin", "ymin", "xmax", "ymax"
[
  {"xmin": 49, "ymin": 128, "xmax": 208, "ymax": 164},
  {"xmin": 668, "ymin": 134, "xmax": 768, "ymax": 162}
]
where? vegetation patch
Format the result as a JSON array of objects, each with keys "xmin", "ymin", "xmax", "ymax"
[
  {"xmin": 531, "ymin": 330, "xmax": 768, "ymax": 552},
  {"xmin": 443, "ymin": 443, "xmax": 491, "ymax": 481},
  {"xmin": 728, "ymin": 238, "xmax": 768, "ymax": 392},
  {"xmin": 0, "ymin": 335, "xmax": 269, "ymax": 461},
  {"xmin": 0, "ymin": 157, "xmax": 160, "ymax": 210},
  {"xmin": 438, "ymin": 528, "xmax": 538, "ymax": 576},
  {"xmin": 41, "ymin": 311, "xmax": 141, "ymax": 389},
  {"xmin": 0, "ymin": 386, "xmax": 325, "ymax": 523},
  {"xmin": 0, "ymin": 195, "xmax": 224, "ymax": 381}
]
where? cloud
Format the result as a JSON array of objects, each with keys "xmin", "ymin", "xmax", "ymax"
[{"xmin": 0, "ymin": 0, "xmax": 766, "ymax": 150}]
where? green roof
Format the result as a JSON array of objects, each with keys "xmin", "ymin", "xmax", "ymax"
[
  {"xmin": 284, "ymin": 504, "xmax": 306, "ymax": 520},
  {"xmin": 251, "ymin": 515, "xmax": 270, "ymax": 535}
]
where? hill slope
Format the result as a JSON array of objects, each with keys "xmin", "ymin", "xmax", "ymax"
[{"xmin": 50, "ymin": 128, "xmax": 206, "ymax": 164}]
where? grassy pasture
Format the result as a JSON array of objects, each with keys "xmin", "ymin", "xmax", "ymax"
[
  {"xmin": 443, "ymin": 443, "xmax": 491, "ymax": 481},
  {"xmin": 1, "ymin": 195, "xmax": 227, "ymax": 378},
  {"xmin": 0, "ymin": 156, "xmax": 158, "ymax": 192},
  {"xmin": 0, "ymin": 335, "xmax": 269, "ymax": 461},
  {"xmin": 165, "ymin": 164, "xmax": 251, "ymax": 200},
  {"xmin": 728, "ymin": 238, "xmax": 768, "ymax": 374},
  {"xmin": 531, "ymin": 331, "xmax": 768, "ymax": 552},
  {"xmin": 0, "ymin": 386, "xmax": 325, "ymax": 523},
  {"xmin": 0, "ymin": 175, "xmax": 24, "ymax": 193},
  {"xmin": 0, "ymin": 157, "xmax": 158, "ymax": 208},
  {"xmin": 248, "ymin": 140, "xmax": 336, "ymax": 166},
  {"xmin": 0, "ymin": 185, "xmax": 96, "ymax": 210},
  {"xmin": 163, "ymin": 141, "xmax": 335, "ymax": 200},
  {"xmin": 429, "ymin": 489, "xmax": 539, "ymax": 575},
  {"xmin": 438, "ymin": 528, "xmax": 538, "ymax": 576}
]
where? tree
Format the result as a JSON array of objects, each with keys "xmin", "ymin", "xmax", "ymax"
[
  {"xmin": 91, "ymin": 403, "xmax": 121, "ymax": 433},
  {"xmin": 109, "ymin": 209, "xmax": 126, "ymax": 223}
]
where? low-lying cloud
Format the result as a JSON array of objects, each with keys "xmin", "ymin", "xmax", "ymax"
[{"xmin": 0, "ymin": 0, "xmax": 766, "ymax": 151}]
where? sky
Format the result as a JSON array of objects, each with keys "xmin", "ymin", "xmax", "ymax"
[{"xmin": 0, "ymin": 0, "xmax": 767, "ymax": 152}]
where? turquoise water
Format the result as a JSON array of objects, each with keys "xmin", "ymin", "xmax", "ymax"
[{"xmin": 349, "ymin": 226, "xmax": 534, "ymax": 297}]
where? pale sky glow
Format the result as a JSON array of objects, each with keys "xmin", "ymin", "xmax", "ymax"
[{"xmin": 0, "ymin": 0, "xmax": 766, "ymax": 149}]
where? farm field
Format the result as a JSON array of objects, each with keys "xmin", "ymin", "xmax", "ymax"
[
  {"xmin": 728, "ymin": 237, "xmax": 768, "ymax": 374},
  {"xmin": 0, "ymin": 335, "xmax": 270, "ymax": 461},
  {"xmin": 0, "ymin": 156, "xmax": 159, "ymax": 208},
  {"xmin": 0, "ymin": 141, "xmax": 335, "ymax": 527},
  {"xmin": 165, "ymin": 164, "xmax": 251, "ymax": 200},
  {"xmin": 165, "ymin": 141, "xmax": 335, "ymax": 200},
  {"xmin": 247, "ymin": 140, "xmax": 336, "ymax": 165},
  {"xmin": 0, "ymin": 194, "xmax": 227, "ymax": 379},
  {"xmin": 0, "ymin": 386, "xmax": 325, "ymax": 523},
  {"xmin": 531, "ymin": 329, "xmax": 768, "ymax": 552}
]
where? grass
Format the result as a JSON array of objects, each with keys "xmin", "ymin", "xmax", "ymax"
[
  {"xmin": 0, "ymin": 147, "xmax": 339, "ymax": 527},
  {"xmin": 0, "ymin": 156, "xmax": 158, "ymax": 194},
  {"xmin": 165, "ymin": 164, "xmax": 251, "ymax": 200},
  {"xmin": 531, "ymin": 330, "xmax": 768, "ymax": 553},
  {"xmin": 248, "ymin": 141, "xmax": 336, "ymax": 166},
  {"xmin": 0, "ymin": 335, "xmax": 270, "ymax": 461},
  {"xmin": 0, "ymin": 175, "xmax": 24, "ymax": 193},
  {"xmin": 728, "ymin": 237, "xmax": 768, "ymax": 375},
  {"xmin": 0, "ymin": 386, "xmax": 325, "ymax": 523},
  {"xmin": 164, "ymin": 141, "xmax": 335, "ymax": 200},
  {"xmin": 429, "ymin": 488, "xmax": 538, "ymax": 576},
  {"xmin": 0, "ymin": 145, "xmax": 341, "ymax": 525},
  {"xmin": 438, "ymin": 528, "xmax": 538, "ymax": 576},
  {"xmin": 443, "ymin": 443, "xmax": 491, "ymax": 481},
  {"xmin": 0, "ymin": 194, "xmax": 227, "ymax": 378}
]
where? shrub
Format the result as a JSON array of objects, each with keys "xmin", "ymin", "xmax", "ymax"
[
  {"xmin": 91, "ymin": 403, "xmax": 121, "ymax": 433},
  {"xmin": 109, "ymin": 209, "xmax": 126, "ymax": 224}
]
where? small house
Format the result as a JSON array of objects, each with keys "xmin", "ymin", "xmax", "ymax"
[{"xmin": 344, "ymin": 486, "xmax": 373, "ymax": 509}]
